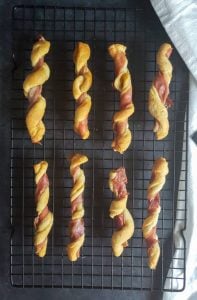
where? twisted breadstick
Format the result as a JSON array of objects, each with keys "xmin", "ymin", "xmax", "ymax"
[
  {"xmin": 142, "ymin": 157, "xmax": 169, "ymax": 269},
  {"xmin": 109, "ymin": 167, "xmax": 134, "ymax": 256},
  {"xmin": 73, "ymin": 42, "xmax": 92, "ymax": 139},
  {"xmin": 23, "ymin": 36, "xmax": 50, "ymax": 143},
  {"xmin": 148, "ymin": 43, "xmax": 173, "ymax": 140},
  {"xmin": 34, "ymin": 161, "xmax": 53, "ymax": 257},
  {"xmin": 67, "ymin": 153, "xmax": 88, "ymax": 261},
  {"xmin": 108, "ymin": 44, "xmax": 134, "ymax": 154}
]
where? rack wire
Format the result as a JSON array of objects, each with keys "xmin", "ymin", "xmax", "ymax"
[{"xmin": 10, "ymin": 3, "xmax": 188, "ymax": 290}]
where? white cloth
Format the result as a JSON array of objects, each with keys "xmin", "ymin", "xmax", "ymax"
[
  {"xmin": 151, "ymin": 0, "xmax": 197, "ymax": 81},
  {"xmin": 150, "ymin": 0, "xmax": 197, "ymax": 299}
]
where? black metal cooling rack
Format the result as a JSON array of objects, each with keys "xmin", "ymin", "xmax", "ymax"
[{"xmin": 10, "ymin": 3, "xmax": 188, "ymax": 291}]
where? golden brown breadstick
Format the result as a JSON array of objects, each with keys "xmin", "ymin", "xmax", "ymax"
[
  {"xmin": 73, "ymin": 42, "xmax": 92, "ymax": 139},
  {"xmin": 34, "ymin": 161, "xmax": 53, "ymax": 257},
  {"xmin": 67, "ymin": 153, "xmax": 88, "ymax": 261},
  {"xmin": 109, "ymin": 167, "xmax": 134, "ymax": 256},
  {"xmin": 148, "ymin": 43, "xmax": 173, "ymax": 140},
  {"xmin": 142, "ymin": 157, "xmax": 169, "ymax": 269},
  {"xmin": 108, "ymin": 44, "xmax": 134, "ymax": 154},
  {"xmin": 23, "ymin": 36, "xmax": 50, "ymax": 143}
]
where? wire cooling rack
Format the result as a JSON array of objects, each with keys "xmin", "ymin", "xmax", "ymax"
[{"xmin": 10, "ymin": 3, "xmax": 188, "ymax": 290}]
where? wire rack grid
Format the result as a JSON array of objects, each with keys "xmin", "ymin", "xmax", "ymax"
[{"xmin": 10, "ymin": 3, "xmax": 188, "ymax": 290}]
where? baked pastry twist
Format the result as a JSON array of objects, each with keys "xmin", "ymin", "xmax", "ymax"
[
  {"xmin": 73, "ymin": 42, "xmax": 92, "ymax": 139},
  {"xmin": 67, "ymin": 153, "xmax": 88, "ymax": 261},
  {"xmin": 148, "ymin": 43, "xmax": 173, "ymax": 140},
  {"xmin": 142, "ymin": 157, "xmax": 169, "ymax": 269},
  {"xmin": 23, "ymin": 36, "xmax": 50, "ymax": 143},
  {"xmin": 34, "ymin": 161, "xmax": 53, "ymax": 257},
  {"xmin": 109, "ymin": 167, "xmax": 134, "ymax": 256},
  {"xmin": 108, "ymin": 44, "xmax": 134, "ymax": 154}
]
